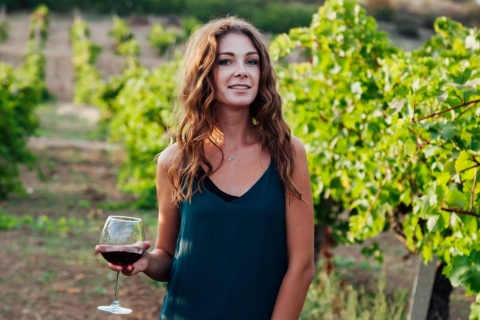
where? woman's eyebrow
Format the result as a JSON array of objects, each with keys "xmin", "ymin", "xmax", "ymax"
[{"xmin": 218, "ymin": 51, "xmax": 259, "ymax": 56}]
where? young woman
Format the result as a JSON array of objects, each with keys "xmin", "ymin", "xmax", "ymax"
[{"xmin": 99, "ymin": 17, "xmax": 315, "ymax": 319}]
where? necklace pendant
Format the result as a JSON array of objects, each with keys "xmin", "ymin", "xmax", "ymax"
[{"xmin": 228, "ymin": 152, "xmax": 238, "ymax": 162}]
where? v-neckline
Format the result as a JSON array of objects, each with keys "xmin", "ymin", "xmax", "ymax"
[{"xmin": 202, "ymin": 160, "xmax": 273, "ymax": 204}]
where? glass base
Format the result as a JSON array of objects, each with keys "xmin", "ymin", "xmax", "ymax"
[{"xmin": 98, "ymin": 305, "xmax": 132, "ymax": 314}]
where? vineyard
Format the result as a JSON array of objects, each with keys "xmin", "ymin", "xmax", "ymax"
[{"xmin": 1, "ymin": 0, "xmax": 480, "ymax": 319}]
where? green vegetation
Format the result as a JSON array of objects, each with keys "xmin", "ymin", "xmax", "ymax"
[
  {"xmin": 0, "ymin": 5, "xmax": 49, "ymax": 199},
  {"xmin": 0, "ymin": 211, "xmax": 82, "ymax": 235},
  {"xmin": 147, "ymin": 17, "xmax": 201, "ymax": 57},
  {"xmin": 301, "ymin": 268, "xmax": 408, "ymax": 319},
  {"xmin": 272, "ymin": 0, "xmax": 480, "ymax": 316},
  {"xmin": 148, "ymin": 23, "xmax": 183, "ymax": 56},
  {"xmin": 109, "ymin": 15, "xmax": 140, "ymax": 57},
  {"xmin": 70, "ymin": 15, "xmax": 104, "ymax": 106},
  {"xmin": 107, "ymin": 62, "xmax": 177, "ymax": 208},
  {"xmin": 28, "ymin": 4, "xmax": 49, "ymax": 45},
  {"xmin": 73, "ymin": 16, "xmax": 177, "ymax": 207}
]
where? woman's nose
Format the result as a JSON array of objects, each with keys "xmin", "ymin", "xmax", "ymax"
[
  {"xmin": 234, "ymin": 70, "xmax": 247, "ymax": 77},
  {"xmin": 234, "ymin": 65, "xmax": 248, "ymax": 78}
]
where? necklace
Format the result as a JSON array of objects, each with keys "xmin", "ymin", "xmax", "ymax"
[{"xmin": 227, "ymin": 152, "xmax": 238, "ymax": 162}]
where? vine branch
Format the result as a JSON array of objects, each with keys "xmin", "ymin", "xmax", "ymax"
[
  {"xmin": 460, "ymin": 163, "xmax": 480, "ymax": 174},
  {"xmin": 366, "ymin": 167, "xmax": 390, "ymax": 217},
  {"xmin": 454, "ymin": 102, "xmax": 477, "ymax": 121},
  {"xmin": 413, "ymin": 98, "xmax": 480, "ymax": 123},
  {"xmin": 441, "ymin": 207, "xmax": 480, "ymax": 218},
  {"xmin": 471, "ymin": 167, "xmax": 477, "ymax": 212},
  {"xmin": 407, "ymin": 127, "xmax": 451, "ymax": 152}
]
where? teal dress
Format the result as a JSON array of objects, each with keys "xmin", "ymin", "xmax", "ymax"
[{"xmin": 160, "ymin": 160, "xmax": 287, "ymax": 320}]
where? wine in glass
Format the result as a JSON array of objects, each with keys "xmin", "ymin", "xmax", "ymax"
[{"xmin": 97, "ymin": 215, "xmax": 145, "ymax": 314}]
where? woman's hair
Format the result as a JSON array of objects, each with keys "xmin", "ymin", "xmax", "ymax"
[{"xmin": 168, "ymin": 16, "xmax": 301, "ymax": 202}]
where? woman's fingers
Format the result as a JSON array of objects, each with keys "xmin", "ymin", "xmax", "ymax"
[
  {"xmin": 95, "ymin": 241, "xmax": 151, "ymax": 275},
  {"xmin": 144, "ymin": 241, "xmax": 151, "ymax": 250},
  {"xmin": 108, "ymin": 263, "xmax": 124, "ymax": 272}
]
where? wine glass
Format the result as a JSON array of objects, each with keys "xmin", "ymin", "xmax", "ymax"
[{"xmin": 97, "ymin": 215, "xmax": 145, "ymax": 314}]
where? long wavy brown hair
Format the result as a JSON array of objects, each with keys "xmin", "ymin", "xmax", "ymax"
[{"xmin": 168, "ymin": 16, "xmax": 301, "ymax": 203}]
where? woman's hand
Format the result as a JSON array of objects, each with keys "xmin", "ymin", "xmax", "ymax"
[{"xmin": 95, "ymin": 241, "xmax": 152, "ymax": 276}]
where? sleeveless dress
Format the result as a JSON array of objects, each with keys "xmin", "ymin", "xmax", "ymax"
[{"xmin": 160, "ymin": 160, "xmax": 287, "ymax": 320}]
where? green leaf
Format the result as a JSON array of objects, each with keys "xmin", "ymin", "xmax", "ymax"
[
  {"xmin": 440, "ymin": 122, "xmax": 459, "ymax": 140},
  {"xmin": 469, "ymin": 302, "xmax": 480, "ymax": 320},
  {"xmin": 438, "ymin": 210, "xmax": 450, "ymax": 231},
  {"xmin": 463, "ymin": 216, "xmax": 478, "ymax": 236},
  {"xmin": 423, "ymin": 145, "xmax": 442, "ymax": 158},
  {"xmin": 456, "ymin": 151, "xmax": 474, "ymax": 174},
  {"xmin": 460, "ymin": 265, "xmax": 480, "ymax": 292},
  {"xmin": 437, "ymin": 171, "xmax": 451, "ymax": 186},
  {"xmin": 427, "ymin": 215, "xmax": 439, "ymax": 232},
  {"xmin": 446, "ymin": 189, "xmax": 469, "ymax": 208},
  {"xmin": 448, "ymin": 256, "xmax": 470, "ymax": 287}
]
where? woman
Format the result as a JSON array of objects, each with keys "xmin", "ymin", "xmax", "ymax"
[{"xmin": 100, "ymin": 17, "xmax": 315, "ymax": 319}]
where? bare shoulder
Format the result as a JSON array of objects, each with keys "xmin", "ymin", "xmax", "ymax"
[
  {"xmin": 291, "ymin": 136, "xmax": 307, "ymax": 158},
  {"xmin": 156, "ymin": 143, "xmax": 180, "ymax": 170}
]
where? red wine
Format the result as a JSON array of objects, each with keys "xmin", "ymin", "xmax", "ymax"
[{"xmin": 99, "ymin": 245, "xmax": 143, "ymax": 266}]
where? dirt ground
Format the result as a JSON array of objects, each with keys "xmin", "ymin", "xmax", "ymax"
[
  {"xmin": 0, "ymin": 144, "xmax": 165, "ymax": 320},
  {"xmin": 0, "ymin": 9, "xmax": 475, "ymax": 320}
]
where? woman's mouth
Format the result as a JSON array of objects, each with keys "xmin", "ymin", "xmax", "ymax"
[{"xmin": 229, "ymin": 85, "xmax": 250, "ymax": 90}]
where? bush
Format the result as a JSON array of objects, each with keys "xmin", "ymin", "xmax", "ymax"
[
  {"xmin": 147, "ymin": 23, "xmax": 182, "ymax": 56},
  {"xmin": 29, "ymin": 4, "xmax": 49, "ymax": 44},
  {"xmin": 70, "ymin": 16, "xmax": 105, "ymax": 107},
  {"xmin": 109, "ymin": 15, "xmax": 133, "ymax": 46},
  {"xmin": 0, "ymin": 63, "xmax": 42, "ymax": 199},
  {"xmin": 301, "ymin": 268, "xmax": 408, "ymax": 319},
  {"xmin": 107, "ymin": 62, "xmax": 178, "ymax": 208},
  {"xmin": 117, "ymin": 38, "xmax": 141, "ymax": 57},
  {"xmin": 0, "ymin": 6, "xmax": 48, "ymax": 199},
  {"xmin": 182, "ymin": 16, "xmax": 202, "ymax": 38}
]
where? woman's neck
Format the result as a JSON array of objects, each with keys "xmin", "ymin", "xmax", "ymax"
[{"xmin": 213, "ymin": 111, "xmax": 257, "ymax": 151}]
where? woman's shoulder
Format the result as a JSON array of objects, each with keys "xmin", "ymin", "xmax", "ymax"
[
  {"xmin": 156, "ymin": 143, "xmax": 181, "ymax": 169},
  {"xmin": 291, "ymin": 135, "xmax": 306, "ymax": 154}
]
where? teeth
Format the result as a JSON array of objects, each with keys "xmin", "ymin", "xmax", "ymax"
[{"xmin": 230, "ymin": 86, "xmax": 249, "ymax": 89}]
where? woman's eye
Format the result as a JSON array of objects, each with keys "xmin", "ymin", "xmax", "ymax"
[
  {"xmin": 247, "ymin": 59, "xmax": 258, "ymax": 65},
  {"xmin": 218, "ymin": 59, "xmax": 231, "ymax": 65}
]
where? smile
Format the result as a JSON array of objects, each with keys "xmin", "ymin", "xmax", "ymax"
[{"xmin": 229, "ymin": 85, "xmax": 250, "ymax": 90}]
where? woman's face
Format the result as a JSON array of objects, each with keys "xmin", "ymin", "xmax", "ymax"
[{"xmin": 213, "ymin": 32, "xmax": 260, "ymax": 110}]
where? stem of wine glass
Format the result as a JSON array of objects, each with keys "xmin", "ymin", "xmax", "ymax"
[{"xmin": 112, "ymin": 271, "xmax": 121, "ymax": 307}]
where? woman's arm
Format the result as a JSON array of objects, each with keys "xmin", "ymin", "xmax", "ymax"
[
  {"xmin": 106, "ymin": 144, "xmax": 181, "ymax": 282},
  {"xmin": 271, "ymin": 137, "xmax": 315, "ymax": 320},
  {"xmin": 143, "ymin": 144, "xmax": 180, "ymax": 281}
]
